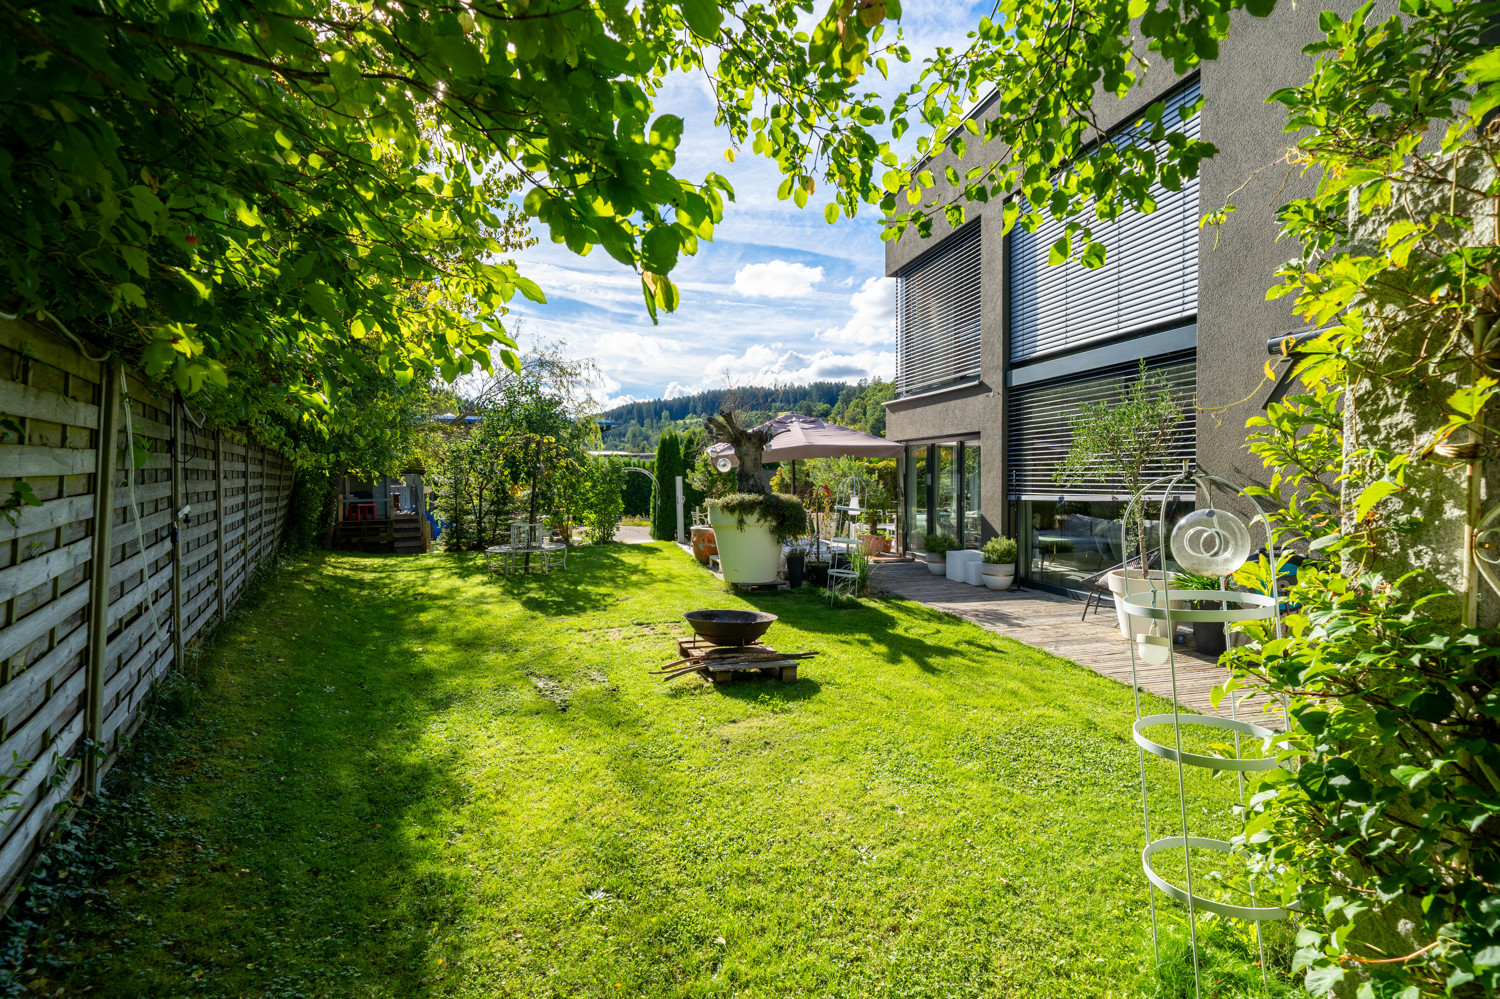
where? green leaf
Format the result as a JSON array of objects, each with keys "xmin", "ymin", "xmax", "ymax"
[
  {"xmin": 679, "ymin": 0, "xmax": 723, "ymax": 40},
  {"xmin": 1354, "ymin": 480, "xmax": 1400, "ymax": 521},
  {"xmin": 1080, "ymin": 242, "xmax": 1107, "ymax": 269}
]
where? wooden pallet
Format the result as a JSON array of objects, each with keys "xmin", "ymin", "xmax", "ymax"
[{"xmin": 665, "ymin": 637, "xmax": 806, "ymax": 683}]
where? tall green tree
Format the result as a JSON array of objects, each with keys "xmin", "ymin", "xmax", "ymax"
[{"xmin": 651, "ymin": 429, "xmax": 683, "ymax": 541}]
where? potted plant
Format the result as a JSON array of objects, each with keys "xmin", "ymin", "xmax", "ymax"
[
  {"xmin": 922, "ymin": 532, "xmax": 958, "ymax": 575},
  {"xmin": 1174, "ymin": 571, "xmax": 1229, "ymax": 656},
  {"xmin": 703, "ymin": 410, "xmax": 806, "ymax": 585},
  {"xmin": 785, "ymin": 547, "xmax": 806, "ymax": 588},
  {"xmin": 858, "ymin": 477, "xmax": 892, "ymax": 555},
  {"xmin": 980, "ymin": 536, "xmax": 1018, "ymax": 590},
  {"xmin": 1054, "ymin": 360, "xmax": 1184, "ymax": 638}
]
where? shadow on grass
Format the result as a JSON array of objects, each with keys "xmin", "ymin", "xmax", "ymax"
[
  {"xmin": 0, "ymin": 551, "xmax": 478, "ymax": 998},
  {"xmin": 737, "ymin": 586, "xmax": 1004, "ymax": 675}
]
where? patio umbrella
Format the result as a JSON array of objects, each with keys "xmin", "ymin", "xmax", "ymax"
[{"xmin": 706, "ymin": 413, "xmax": 902, "ymax": 488}]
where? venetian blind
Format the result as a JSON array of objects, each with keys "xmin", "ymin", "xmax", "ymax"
[
  {"xmin": 1006, "ymin": 352, "xmax": 1197, "ymax": 500},
  {"xmin": 1008, "ymin": 81, "xmax": 1202, "ymax": 365},
  {"xmin": 895, "ymin": 221, "xmax": 982, "ymax": 396}
]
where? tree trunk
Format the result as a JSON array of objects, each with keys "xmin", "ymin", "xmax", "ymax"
[{"xmin": 705, "ymin": 410, "xmax": 778, "ymax": 493}]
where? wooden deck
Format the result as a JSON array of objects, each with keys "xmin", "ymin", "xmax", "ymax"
[{"xmin": 870, "ymin": 559, "xmax": 1283, "ymax": 724}]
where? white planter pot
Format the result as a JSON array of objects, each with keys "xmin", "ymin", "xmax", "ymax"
[
  {"xmin": 924, "ymin": 554, "xmax": 947, "ymax": 575},
  {"xmin": 946, "ymin": 549, "xmax": 982, "ymax": 582},
  {"xmin": 708, "ymin": 506, "xmax": 781, "ymax": 585},
  {"xmin": 981, "ymin": 563, "xmax": 1015, "ymax": 590},
  {"xmin": 1105, "ymin": 569, "xmax": 1180, "ymax": 640}
]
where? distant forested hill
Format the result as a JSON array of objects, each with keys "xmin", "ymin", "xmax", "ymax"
[{"xmin": 598, "ymin": 380, "xmax": 895, "ymax": 451}]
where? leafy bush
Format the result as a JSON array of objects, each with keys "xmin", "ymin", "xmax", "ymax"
[
  {"xmin": 708, "ymin": 492, "xmax": 807, "ymax": 544},
  {"xmin": 923, "ymin": 532, "xmax": 959, "ymax": 556},
  {"xmin": 981, "ymin": 536, "xmax": 1017, "ymax": 564},
  {"xmin": 578, "ymin": 457, "xmax": 625, "ymax": 545}
]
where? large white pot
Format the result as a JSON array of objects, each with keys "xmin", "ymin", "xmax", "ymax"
[
  {"xmin": 981, "ymin": 563, "xmax": 1015, "ymax": 590},
  {"xmin": 1105, "ymin": 569, "xmax": 1180, "ymax": 639},
  {"xmin": 924, "ymin": 553, "xmax": 946, "ymax": 575},
  {"xmin": 708, "ymin": 506, "xmax": 781, "ymax": 585}
]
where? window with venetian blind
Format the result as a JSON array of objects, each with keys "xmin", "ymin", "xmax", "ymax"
[
  {"xmin": 1007, "ymin": 81, "xmax": 1202, "ymax": 365},
  {"xmin": 895, "ymin": 221, "xmax": 982, "ymax": 396}
]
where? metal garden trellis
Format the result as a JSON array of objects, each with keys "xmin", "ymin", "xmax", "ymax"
[{"xmin": 1119, "ymin": 461, "xmax": 1294, "ymax": 999}]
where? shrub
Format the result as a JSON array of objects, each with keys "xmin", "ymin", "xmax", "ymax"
[
  {"xmin": 923, "ymin": 532, "xmax": 959, "ymax": 556},
  {"xmin": 708, "ymin": 492, "xmax": 807, "ymax": 544},
  {"xmin": 651, "ymin": 430, "xmax": 683, "ymax": 540},
  {"xmin": 981, "ymin": 536, "xmax": 1017, "ymax": 564},
  {"xmin": 578, "ymin": 457, "xmax": 625, "ymax": 545}
]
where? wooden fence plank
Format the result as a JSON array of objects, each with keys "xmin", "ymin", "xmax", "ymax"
[
  {"xmin": 0, "ymin": 585, "xmax": 89, "ymax": 666},
  {"xmin": 0, "ymin": 445, "xmax": 95, "ymax": 478},
  {"xmin": 0, "ymin": 494, "xmax": 94, "ymax": 545},
  {"xmin": 0, "ymin": 537, "xmax": 92, "ymax": 603},
  {"xmin": 0, "ymin": 379, "xmax": 99, "ymax": 429}
]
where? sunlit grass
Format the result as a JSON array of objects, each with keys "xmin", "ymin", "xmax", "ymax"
[{"xmin": 4, "ymin": 544, "xmax": 1296, "ymax": 998}]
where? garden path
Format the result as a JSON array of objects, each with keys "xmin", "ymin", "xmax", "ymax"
[{"xmin": 871, "ymin": 560, "xmax": 1285, "ymax": 726}]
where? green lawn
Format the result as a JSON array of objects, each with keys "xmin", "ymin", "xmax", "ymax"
[{"xmin": 4, "ymin": 544, "xmax": 1294, "ymax": 998}]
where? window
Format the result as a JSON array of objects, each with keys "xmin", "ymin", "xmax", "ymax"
[
  {"xmin": 895, "ymin": 222, "xmax": 982, "ymax": 396},
  {"xmin": 1006, "ymin": 351, "xmax": 1196, "ymax": 501},
  {"xmin": 904, "ymin": 440, "xmax": 982, "ymax": 550},
  {"xmin": 1008, "ymin": 81, "xmax": 1202, "ymax": 364}
]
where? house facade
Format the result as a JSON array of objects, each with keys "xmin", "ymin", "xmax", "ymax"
[{"xmin": 884, "ymin": 4, "xmax": 1370, "ymax": 595}]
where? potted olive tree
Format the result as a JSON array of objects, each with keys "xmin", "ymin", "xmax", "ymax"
[
  {"xmin": 1054, "ymin": 360, "xmax": 1184, "ymax": 638},
  {"xmin": 922, "ymin": 532, "xmax": 958, "ymax": 575},
  {"xmin": 980, "ymin": 536, "xmax": 1018, "ymax": 590},
  {"xmin": 703, "ymin": 410, "xmax": 806, "ymax": 585}
]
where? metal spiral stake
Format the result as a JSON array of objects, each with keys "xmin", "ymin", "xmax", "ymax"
[{"xmin": 1120, "ymin": 464, "xmax": 1291, "ymax": 999}]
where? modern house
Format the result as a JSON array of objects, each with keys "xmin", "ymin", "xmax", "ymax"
[{"xmin": 884, "ymin": 5, "xmax": 1354, "ymax": 595}]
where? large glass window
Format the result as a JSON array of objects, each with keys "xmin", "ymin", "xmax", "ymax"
[
  {"xmin": 904, "ymin": 445, "xmax": 928, "ymax": 552},
  {"xmin": 935, "ymin": 444, "xmax": 958, "ymax": 538},
  {"xmin": 1015, "ymin": 498, "xmax": 1193, "ymax": 592},
  {"xmin": 905, "ymin": 440, "xmax": 982, "ymax": 551},
  {"xmin": 962, "ymin": 443, "xmax": 981, "ymax": 544}
]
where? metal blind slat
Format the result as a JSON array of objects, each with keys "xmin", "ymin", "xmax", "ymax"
[
  {"xmin": 896, "ymin": 222, "xmax": 983, "ymax": 396},
  {"xmin": 1008, "ymin": 82, "xmax": 1202, "ymax": 366},
  {"xmin": 1006, "ymin": 352, "xmax": 1197, "ymax": 499}
]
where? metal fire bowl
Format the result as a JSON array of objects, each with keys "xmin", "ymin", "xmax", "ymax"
[{"xmin": 682, "ymin": 609, "xmax": 777, "ymax": 645}]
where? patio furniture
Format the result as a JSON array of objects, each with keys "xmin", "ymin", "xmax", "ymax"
[
  {"xmin": 826, "ymin": 562, "xmax": 859, "ymax": 603},
  {"xmin": 345, "ymin": 500, "xmax": 377, "ymax": 520},
  {"xmin": 485, "ymin": 539, "xmax": 567, "ymax": 576},
  {"xmin": 1079, "ymin": 549, "xmax": 1161, "ymax": 621}
]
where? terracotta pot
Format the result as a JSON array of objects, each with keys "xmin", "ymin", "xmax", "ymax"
[{"xmin": 689, "ymin": 525, "xmax": 717, "ymax": 564}]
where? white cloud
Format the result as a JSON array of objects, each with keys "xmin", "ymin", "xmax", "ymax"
[
  {"xmin": 703, "ymin": 343, "xmax": 894, "ymax": 388},
  {"xmin": 818, "ymin": 276, "xmax": 896, "ymax": 347},
  {"xmin": 732, "ymin": 260, "xmax": 825, "ymax": 298}
]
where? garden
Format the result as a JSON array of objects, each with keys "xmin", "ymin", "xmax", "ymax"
[
  {"xmin": 0, "ymin": 3, "xmax": 1496, "ymax": 999},
  {"xmin": 1, "ymin": 544, "xmax": 1286, "ymax": 998}
]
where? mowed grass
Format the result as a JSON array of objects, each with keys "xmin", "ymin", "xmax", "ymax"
[{"xmin": 5, "ymin": 544, "xmax": 1294, "ymax": 998}]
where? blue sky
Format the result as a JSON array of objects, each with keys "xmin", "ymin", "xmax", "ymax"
[{"xmin": 505, "ymin": 5, "xmax": 990, "ymax": 409}]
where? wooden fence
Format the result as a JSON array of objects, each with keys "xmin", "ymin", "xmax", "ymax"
[{"xmin": 0, "ymin": 317, "xmax": 291, "ymax": 901}]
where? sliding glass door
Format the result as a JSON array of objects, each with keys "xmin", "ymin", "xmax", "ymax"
[{"xmin": 904, "ymin": 440, "xmax": 981, "ymax": 551}]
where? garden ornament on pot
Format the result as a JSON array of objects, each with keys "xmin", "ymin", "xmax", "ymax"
[{"xmin": 1169, "ymin": 507, "xmax": 1253, "ymax": 577}]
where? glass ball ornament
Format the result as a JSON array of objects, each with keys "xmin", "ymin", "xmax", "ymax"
[
  {"xmin": 715, "ymin": 456, "xmax": 733, "ymax": 473},
  {"xmin": 1170, "ymin": 508, "xmax": 1253, "ymax": 576}
]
